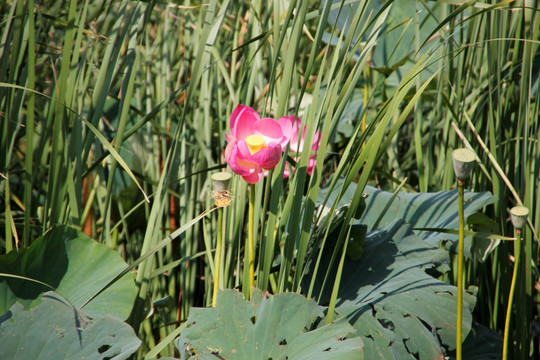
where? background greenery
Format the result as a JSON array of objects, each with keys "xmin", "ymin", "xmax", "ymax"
[{"xmin": 0, "ymin": 0, "xmax": 538, "ymax": 359}]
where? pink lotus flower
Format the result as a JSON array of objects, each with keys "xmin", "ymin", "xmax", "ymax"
[
  {"xmin": 225, "ymin": 105, "xmax": 292, "ymax": 183},
  {"xmin": 283, "ymin": 117, "xmax": 321, "ymax": 178}
]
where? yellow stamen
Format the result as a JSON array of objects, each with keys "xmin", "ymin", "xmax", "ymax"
[{"xmin": 245, "ymin": 134, "xmax": 267, "ymax": 155}]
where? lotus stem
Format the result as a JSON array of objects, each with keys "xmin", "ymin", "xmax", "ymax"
[
  {"xmin": 456, "ymin": 179, "xmax": 465, "ymax": 360},
  {"xmin": 503, "ymin": 206, "xmax": 529, "ymax": 360},
  {"xmin": 210, "ymin": 172, "xmax": 232, "ymax": 307},
  {"xmin": 452, "ymin": 148, "xmax": 475, "ymax": 360},
  {"xmin": 248, "ymin": 184, "xmax": 256, "ymax": 299},
  {"xmin": 212, "ymin": 207, "xmax": 224, "ymax": 307}
]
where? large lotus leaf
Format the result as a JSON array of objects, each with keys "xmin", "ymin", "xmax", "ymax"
[
  {"xmin": 175, "ymin": 288, "xmax": 363, "ymax": 360},
  {"xmin": 308, "ymin": 220, "xmax": 476, "ymax": 359},
  {"xmin": 360, "ymin": 185, "xmax": 497, "ymax": 249},
  {"xmin": 322, "ymin": 0, "xmax": 441, "ymax": 86},
  {"xmin": 0, "ymin": 225, "xmax": 137, "ymax": 319},
  {"xmin": 317, "ymin": 178, "xmax": 497, "ymax": 254},
  {"xmin": 0, "ymin": 291, "xmax": 140, "ymax": 360}
]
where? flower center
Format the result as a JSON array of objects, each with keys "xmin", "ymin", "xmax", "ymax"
[{"xmin": 246, "ymin": 134, "xmax": 267, "ymax": 155}]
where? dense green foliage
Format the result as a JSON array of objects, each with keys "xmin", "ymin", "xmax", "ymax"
[{"xmin": 1, "ymin": 0, "xmax": 538, "ymax": 359}]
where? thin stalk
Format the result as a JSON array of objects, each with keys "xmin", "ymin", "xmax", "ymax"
[
  {"xmin": 210, "ymin": 172, "xmax": 232, "ymax": 307},
  {"xmin": 212, "ymin": 207, "xmax": 224, "ymax": 307},
  {"xmin": 325, "ymin": 225, "xmax": 352, "ymax": 325},
  {"xmin": 5, "ymin": 176, "xmax": 13, "ymax": 252},
  {"xmin": 414, "ymin": 1, "xmax": 426, "ymax": 192},
  {"xmin": 503, "ymin": 229, "xmax": 521, "ymax": 360},
  {"xmin": 456, "ymin": 178, "xmax": 465, "ymax": 360},
  {"xmin": 509, "ymin": 205, "xmax": 530, "ymax": 359},
  {"xmin": 452, "ymin": 147, "xmax": 475, "ymax": 359},
  {"xmin": 246, "ymin": 184, "xmax": 256, "ymax": 298},
  {"xmin": 23, "ymin": 0, "xmax": 35, "ymax": 247}
]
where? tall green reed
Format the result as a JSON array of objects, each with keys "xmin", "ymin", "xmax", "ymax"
[
  {"xmin": 4, "ymin": 1, "xmax": 537, "ymax": 358},
  {"xmin": 389, "ymin": 1, "xmax": 538, "ymax": 357}
]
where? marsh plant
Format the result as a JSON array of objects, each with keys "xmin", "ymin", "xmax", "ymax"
[{"xmin": 1, "ymin": 1, "xmax": 539, "ymax": 359}]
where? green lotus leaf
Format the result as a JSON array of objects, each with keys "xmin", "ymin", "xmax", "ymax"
[
  {"xmin": 0, "ymin": 225, "xmax": 137, "ymax": 319},
  {"xmin": 0, "ymin": 291, "xmax": 140, "ymax": 360},
  {"xmin": 175, "ymin": 288, "xmax": 364, "ymax": 360},
  {"xmin": 323, "ymin": 0, "xmax": 441, "ymax": 86},
  {"xmin": 317, "ymin": 178, "xmax": 497, "ymax": 256},
  {"xmin": 360, "ymin": 185, "xmax": 497, "ymax": 256},
  {"xmin": 308, "ymin": 220, "xmax": 476, "ymax": 359}
]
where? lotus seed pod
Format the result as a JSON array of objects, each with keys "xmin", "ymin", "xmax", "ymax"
[
  {"xmin": 452, "ymin": 148, "xmax": 476, "ymax": 180},
  {"xmin": 510, "ymin": 206, "xmax": 529, "ymax": 230},
  {"xmin": 211, "ymin": 172, "xmax": 232, "ymax": 192}
]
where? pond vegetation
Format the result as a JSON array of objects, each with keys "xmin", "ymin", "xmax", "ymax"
[{"xmin": 1, "ymin": 1, "xmax": 539, "ymax": 359}]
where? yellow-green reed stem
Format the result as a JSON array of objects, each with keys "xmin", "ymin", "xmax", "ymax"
[
  {"xmin": 456, "ymin": 179, "xmax": 465, "ymax": 360},
  {"xmin": 247, "ymin": 184, "xmax": 256, "ymax": 298},
  {"xmin": 503, "ymin": 229, "xmax": 521, "ymax": 360},
  {"xmin": 212, "ymin": 207, "xmax": 224, "ymax": 307}
]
